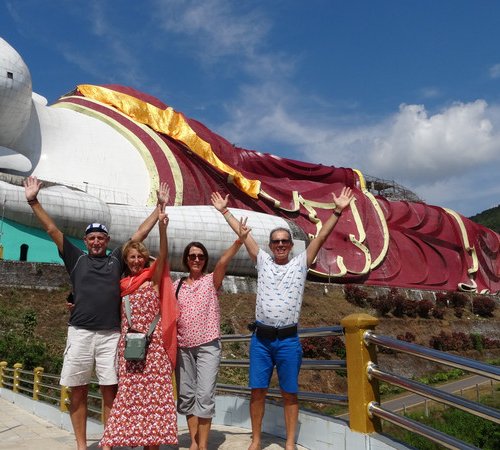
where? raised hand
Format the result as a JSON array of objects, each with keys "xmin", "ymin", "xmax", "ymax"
[
  {"xmin": 332, "ymin": 186, "xmax": 354, "ymax": 212},
  {"xmin": 156, "ymin": 181, "xmax": 170, "ymax": 206},
  {"xmin": 211, "ymin": 191, "xmax": 229, "ymax": 212},
  {"xmin": 238, "ymin": 216, "xmax": 252, "ymax": 241},
  {"xmin": 158, "ymin": 203, "xmax": 169, "ymax": 227},
  {"xmin": 23, "ymin": 176, "xmax": 42, "ymax": 201}
]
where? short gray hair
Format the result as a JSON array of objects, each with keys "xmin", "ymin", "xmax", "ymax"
[{"xmin": 269, "ymin": 227, "xmax": 292, "ymax": 244}]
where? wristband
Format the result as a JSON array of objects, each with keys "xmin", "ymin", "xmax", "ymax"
[
  {"xmin": 221, "ymin": 209, "xmax": 230, "ymax": 215},
  {"xmin": 235, "ymin": 239, "xmax": 243, "ymax": 245},
  {"xmin": 333, "ymin": 209, "xmax": 342, "ymax": 218},
  {"xmin": 27, "ymin": 198, "xmax": 38, "ymax": 206}
]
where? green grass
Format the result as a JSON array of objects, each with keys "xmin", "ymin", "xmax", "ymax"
[{"xmin": 383, "ymin": 390, "xmax": 500, "ymax": 450}]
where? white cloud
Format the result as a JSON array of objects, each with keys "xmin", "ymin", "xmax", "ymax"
[
  {"xmin": 489, "ymin": 63, "xmax": 500, "ymax": 79},
  {"xmin": 154, "ymin": 0, "xmax": 268, "ymax": 55},
  {"xmin": 419, "ymin": 87, "xmax": 441, "ymax": 99},
  {"xmin": 221, "ymin": 84, "xmax": 500, "ymax": 216},
  {"xmin": 368, "ymin": 101, "xmax": 500, "ymax": 183},
  {"xmin": 152, "ymin": 0, "xmax": 294, "ymax": 79}
]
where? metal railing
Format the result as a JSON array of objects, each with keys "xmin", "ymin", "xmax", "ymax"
[
  {"xmin": 0, "ymin": 361, "xmax": 70, "ymax": 412},
  {"xmin": 218, "ymin": 325, "xmax": 348, "ymax": 405},
  {"xmin": 1, "ymin": 315, "xmax": 499, "ymax": 450},
  {"xmin": 341, "ymin": 313, "xmax": 499, "ymax": 450}
]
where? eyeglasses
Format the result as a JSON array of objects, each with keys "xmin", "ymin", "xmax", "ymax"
[
  {"xmin": 188, "ymin": 254, "xmax": 206, "ymax": 261},
  {"xmin": 270, "ymin": 239, "xmax": 291, "ymax": 245}
]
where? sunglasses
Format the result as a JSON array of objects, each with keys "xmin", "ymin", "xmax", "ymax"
[
  {"xmin": 188, "ymin": 253, "xmax": 206, "ymax": 261},
  {"xmin": 270, "ymin": 239, "xmax": 291, "ymax": 245}
]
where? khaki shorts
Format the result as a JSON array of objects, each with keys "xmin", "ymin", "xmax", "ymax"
[{"xmin": 60, "ymin": 326, "xmax": 120, "ymax": 387}]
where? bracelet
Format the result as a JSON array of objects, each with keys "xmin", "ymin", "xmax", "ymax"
[
  {"xmin": 222, "ymin": 209, "xmax": 230, "ymax": 215},
  {"xmin": 235, "ymin": 239, "xmax": 243, "ymax": 245},
  {"xmin": 333, "ymin": 209, "xmax": 342, "ymax": 218},
  {"xmin": 27, "ymin": 198, "xmax": 38, "ymax": 206}
]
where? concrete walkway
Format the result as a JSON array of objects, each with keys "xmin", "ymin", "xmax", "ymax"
[{"xmin": 0, "ymin": 397, "xmax": 306, "ymax": 450}]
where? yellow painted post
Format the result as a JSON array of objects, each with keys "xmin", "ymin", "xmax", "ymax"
[
  {"xmin": 0, "ymin": 361, "xmax": 7, "ymax": 387},
  {"xmin": 60, "ymin": 386, "xmax": 70, "ymax": 413},
  {"xmin": 33, "ymin": 367, "xmax": 44, "ymax": 400},
  {"xmin": 341, "ymin": 313, "xmax": 381, "ymax": 433},
  {"xmin": 13, "ymin": 363, "xmax": 23, "ymax": 393}
]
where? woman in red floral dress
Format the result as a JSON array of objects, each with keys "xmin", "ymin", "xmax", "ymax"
[{"xmin": 100, "ymin": 197, "xmax": 178, "ymax": 450}]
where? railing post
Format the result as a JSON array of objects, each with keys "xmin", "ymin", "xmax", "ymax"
[
  {"xmin": 33, "ymin": 367, "xmax": 44, "ymax": 400},
  {"xmin": 341, "ymin": 313, "xmax": 381, "ymax": 433},
  {"xmin": 60, "ymin": 386, "xmax": 70, "ymax": 413},
  {"xmin": 13, "ymin": 363, "xmax": 23, "ymax": 393},
  {"xmin": 0, "ymin": 361, "xmax": 7, "ymax": 387}
]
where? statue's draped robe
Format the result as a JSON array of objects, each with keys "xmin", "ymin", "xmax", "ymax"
[{"xmin": 56, "ymin": 84, "xmax": 500, "ymax": 293}]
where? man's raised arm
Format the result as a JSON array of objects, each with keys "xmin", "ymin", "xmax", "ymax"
[
  {"xmin": 24, "ymin": 176, "xmax": 64, "ymax": 252},
  {"xmin": 211, "ymin": 192, "xmax": 259, "ymax": 262},
  {"xmin": 305, "ymin": 186, "xmax": 354, "ymax": 267}
]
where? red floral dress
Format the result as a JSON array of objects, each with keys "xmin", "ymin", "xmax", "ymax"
[{"xmin": 100, "ymin": 283, "xmax": 177, "ymax": 447}]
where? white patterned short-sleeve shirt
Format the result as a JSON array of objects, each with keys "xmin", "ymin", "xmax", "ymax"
[
  {"xmin": 174, "ymin": 272, "xmax": 221, "ymax": 348},
  {"xmin": 255, "ymin": 249, "xmax": 308, "ymax": 327}
]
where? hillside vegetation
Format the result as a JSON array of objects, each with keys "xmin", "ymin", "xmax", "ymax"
[
  {"xmin": 469, "ymin": 204, "xmax": 500, "ymax": 233},
  {"xmin": 1, "ymin": 283, "xmax": 498, "ymax": 380}
]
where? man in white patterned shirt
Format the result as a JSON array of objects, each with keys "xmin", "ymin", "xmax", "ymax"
[{"xmin": 211, "ymin": 187, "xmax": 353, "ymax": 450}]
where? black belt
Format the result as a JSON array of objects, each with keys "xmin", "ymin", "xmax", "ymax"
[{"xmin": 255, "ymin": 323, "xmax": 298, "ymax": 340}]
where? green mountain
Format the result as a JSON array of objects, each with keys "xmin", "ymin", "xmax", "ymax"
[{"xmin": 469, "ymin": 205, "xmax": 500, "ymax": 233}]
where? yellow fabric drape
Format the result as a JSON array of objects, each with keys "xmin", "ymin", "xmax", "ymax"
[{"xmin": 77, "ymin": 84, "xmax": 261, "ymax": 198}]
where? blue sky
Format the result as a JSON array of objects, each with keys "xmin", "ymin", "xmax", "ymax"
[{"xmin": 2, "ymin": 0, "xmax": 500, "ymax": 217}]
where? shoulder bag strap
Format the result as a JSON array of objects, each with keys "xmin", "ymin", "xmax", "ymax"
[
  {"xmin": 123, "ymin": 295, "xmax": 133, "ymax": 328},
  {"xmin": 123, "ymin": 293, "xmax": 160, "ymax": 337},
  {"xmin": 124, "ymin": 294, "xmax": 159, "ymax": 337},
  {"xmin": 146, "ymin": 314, "xmax": 161, "ymax": 338}
]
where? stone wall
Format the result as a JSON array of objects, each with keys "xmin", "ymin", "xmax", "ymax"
[
  {"xmin": 0, "ymin": 260, "xmax": 70, "ymax": 290},
  {"xmin": 0, "ymin": 260, "xmax": 257, "ymax": 293}
]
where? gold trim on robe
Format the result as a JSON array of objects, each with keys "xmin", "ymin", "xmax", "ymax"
[{"xmin": 77, "ymin": 84, "xmax": 260, "ymax": 198}]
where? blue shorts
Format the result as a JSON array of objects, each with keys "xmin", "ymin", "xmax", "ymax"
[{"xmin": 249, "ymin": 333, "xmax": 303, "ymax": 393}]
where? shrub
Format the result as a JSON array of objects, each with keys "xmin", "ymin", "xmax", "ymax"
[
  {"xmin": 302, "ymin": 337, "xmax": 331, "ymax": 359},
  {"xmin": 371, "ymin": 295, "xmax": 394, "ymax": 316},
  {"xmin": 449, "ymin": 292, "xmax": 469, "ymax": 308},
  {"xmin": 328, "ymin": 336, "xmax": 346, "ymax": 359},
  {"xmin": 470, "ymin": 333, "xmax": 484, "ymax": 352},
  {"xmin": 472, "ymin": 296, "xmax": 496, "ymax": 317},
  {"xmin": 416, "ymin": 299, "xmax": 433, "ymax": 318},
  {"xmin": 22, "ymin": 310, "xmax": 37, "ymax": 339},
  {"xmin": 454, "ymin": 307, "xmax": 464, "ymax": 318},
  {"xmin": 403, "ymin": 299, "xmax": 418, "ymax": 318},
  {"xmin": 483, "ymin": 337, "xmax": 500, "ymax": 349},
  {"xmin": 302, "ymin": 336, "xmax": 347, "ymax": 359},
  {"xmin": 435, "ymin": 292, "xmax": 449, "ymax": 308},
  {"xmin": 220, "ymin": 321, "xmax": 235, "ymax": 335},
  {"xmin": 0, "ymin": 330, "xmax": 50, "ymax": 371},
  {"xmin": 397, "ymin": 332, "xmax": 416, "ymax": 343},
  {"xmin": 343, "ymin": 284, "xmax": 369, "ymax": 307},
  {"xmin": 432, "ymin": 307, "xmax": 445, "ymax": 319},
  {"xmin": 378, "ymin": 288, "xmax": 406, "ymax": 317},
  {"xmin": 429, "ymin": 331, "xmax": 472, "ymax": 351},
  {"xmin": 392, "ymin": 299, "xmax": 406, "ymax": 317}
]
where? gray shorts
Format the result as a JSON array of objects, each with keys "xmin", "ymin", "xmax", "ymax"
[
  {"xmin": 60, "ymin": 326, "xmax": 120, "ymax": 387},
  {"xmin": 175, "ymin": 339, "xmax": 221, "ymax": 418}
]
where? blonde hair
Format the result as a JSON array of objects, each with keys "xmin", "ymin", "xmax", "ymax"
[{"xmin": 122, "ymin": 241, "xmax": 151, "ymax": 275}]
